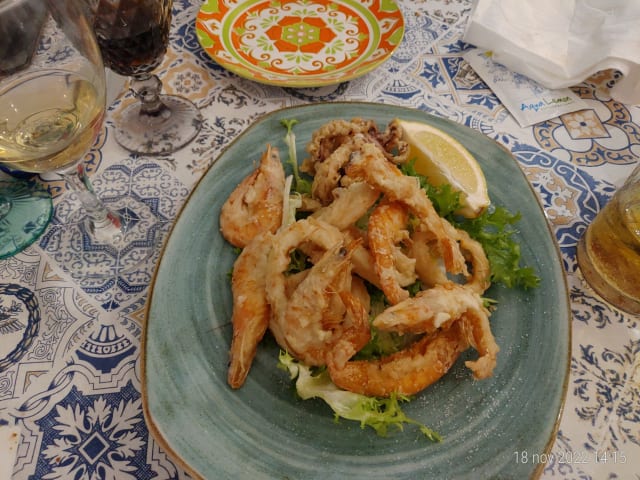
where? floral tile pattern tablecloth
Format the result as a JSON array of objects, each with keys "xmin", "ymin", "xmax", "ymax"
[{"xmin": 1, "ymin": 0, "xmax": 638, "ymax": 479}]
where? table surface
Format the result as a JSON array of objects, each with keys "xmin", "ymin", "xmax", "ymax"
[{"xmin": 2, "ymin": 1, "xmax": 639, "ymax": 479}]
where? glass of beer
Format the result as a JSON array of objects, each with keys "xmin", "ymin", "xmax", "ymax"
[
  {"xmin": 92, "ymin": 0, "xmax": 202, "ymax": 155},
  {"xmin": 577, "ymin": 163, "xmax": 640, "ymax": 315}
]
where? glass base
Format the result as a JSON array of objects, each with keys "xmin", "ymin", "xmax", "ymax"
[
  {"xmin": 39, "ymin": 192, "xmax": 162, "ymax": 280},
  {"xmin": 577, "ymin": 234, "xmax": 640, "ymax": 315},
  {"xmin": 0, "ymin": 179, "xmax": 52, "ymax": 260},
  {"xmin": 83, "ymin": 207, "xmax": 125, "ymax": 247},
  {"xmin": 78, "ymin": 208, "xmax": 160, "ymax": 278},
  {"xmin": 114, "ymin": 94, "xmax": 202, "ymax": 155}
]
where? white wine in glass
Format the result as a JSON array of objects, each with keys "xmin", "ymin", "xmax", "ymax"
[
  {"xmin": 0, "ymin": 0, "xmax": 123, "ymax": 244},
  {"xmin": 0, "ymin": 70, "xmax": 104, "ymax": 172}
]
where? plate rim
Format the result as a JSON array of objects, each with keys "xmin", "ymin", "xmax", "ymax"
[
  {"xmin": 195, "ymin": 0, "xmax": 405, "ymax": 88},
  {"xmin": 141, "ymin": 101, "xmax": 572, "ymax": 480},
  {"xmin": 0, "ymin": 179, "xmax": 53, "ymax": 260}
]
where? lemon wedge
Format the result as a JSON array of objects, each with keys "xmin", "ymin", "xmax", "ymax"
[{"xmin": 396, "ymin": 118, "xmax": 489, "ymax": 218}]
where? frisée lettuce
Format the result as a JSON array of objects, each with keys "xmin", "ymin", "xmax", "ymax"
[{"xmin": 278, "ymin": 351, "xmax": 442, "ymax": 441}]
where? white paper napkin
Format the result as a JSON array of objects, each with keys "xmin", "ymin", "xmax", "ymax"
[
  {"xmin": 463, "ymin": 49, "xmax": 587, "ymax": 127},
  {"xmin": 463, "ymin": 0, "xmax": 640, "ymax": 104}
]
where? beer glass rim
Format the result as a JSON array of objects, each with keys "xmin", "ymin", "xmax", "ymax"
[
  {"xmin": 0, "ymin": 0, "xmax": 52, "ymax": 14},
  {"xmin": 0, "ymin": 0, "xmax": 32, "ymax": 12}
]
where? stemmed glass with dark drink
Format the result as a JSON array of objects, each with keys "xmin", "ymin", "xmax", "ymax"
[{"xmin": 92, "ymin": 0, "xmax": 202, "ymax": 155}]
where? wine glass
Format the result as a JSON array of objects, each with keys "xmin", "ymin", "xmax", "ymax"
[
  {"xmin": 0, "ymin": 0, "xmax": 124, "ymax": 246},
  {"xmin": 92, "ymin": 0, "xmax": 202, "ymax": 155}
]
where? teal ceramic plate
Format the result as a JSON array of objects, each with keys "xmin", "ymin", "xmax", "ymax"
[
  {"xmin": 143, "ymin": 103, "xmax": 570, "ymax": 479},
  {"xmin": 0, "ymin": 179, "xmax": 52, "ymax": 260}
]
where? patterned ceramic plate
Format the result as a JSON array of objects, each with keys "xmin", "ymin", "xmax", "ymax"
[
  {"xmin": 195, "ymin": 0, "xmax": 405, "ymax": 87},
  {"xmin": 143, "ymin": 103, "xmax": 570, "ymax": 479}
]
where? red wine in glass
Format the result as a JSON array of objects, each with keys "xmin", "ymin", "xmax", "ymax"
[
  {"xmin": 98, "ymin": 25, "xmax": 168, "ymax": 77},
  {"xmin": 93, "ymin": 0, "xmax": 201, "ymax": 155}
]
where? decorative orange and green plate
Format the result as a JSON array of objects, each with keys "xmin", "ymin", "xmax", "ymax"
[{"xmin": 196, "ymin": 0, "xmax": 405, "ymax": 87}]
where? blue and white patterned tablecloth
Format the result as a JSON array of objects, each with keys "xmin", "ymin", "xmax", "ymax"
[{"xmin": 1, "ymin": 1, "xmax": 639, "ymax": 479}]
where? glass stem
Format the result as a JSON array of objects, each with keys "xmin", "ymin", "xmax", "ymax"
[
  {"xmin": 61, "ymin": 164, "xmax": 122, "ymax": 240},
  {"xmin": 131, "ymin": 73, "xmax": 171, "ymax": 120}
]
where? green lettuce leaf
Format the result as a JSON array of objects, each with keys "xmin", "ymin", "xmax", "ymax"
[
  {"xmin": 281, "ymin": 119, "xmax": 312, "ymax": 195},
  {"xmin": 400, "ymin": 159, "xmax": 540, "ymax": 289},
  {"xmin": 278, "ymin": 351, "xmax": 441, "ymax": 441}
]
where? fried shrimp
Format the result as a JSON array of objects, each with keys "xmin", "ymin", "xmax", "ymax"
[
  {"xmin": 350, "ymin": 275, "xmax": 371, "ymax": 314},
  {"xmin": 220, "ymin": 145, "xmax": 285, "ymax": 248},
  {"xmin": 303, "ymin": 118, "xmax": 409, "ymax": 173},
  {"xmin": 227, "ymin": 232, "xmax": 274, "ymax": 389},
  {"xmin": 457, "ymin": 228, "xmax": 491, "ymax": 295},
  {"xmin": 326, "ymin": 291, "xmax": 371, "ymax": 370},
  {"xmin": 372, "ymin": 282, "xmax": 498, "ymax": 379},
  {"xmin": 303, "ymin": 118, "xmax": 380, "ymax": 175},
  {"xmin": 368, "ymin": 200, "xmax": 416, "ymax": 304},
  {"xmin": 459, "ymin": 307, "xmax": 500, "ymax": 380},
  {"xmin": 341, "ymin": 226, "xmax": 381, "ymax": 287},
  {"xmin": 310, "ymin": 135, "xmax": 375, "ymax": 204},
  {"xmin": 372, "ymin": 282, "xmax": 487, "ymax": 335},
  {"xmin": 345, "ymin": 142, "xmax": 467, "ymax": 276},
  {"xmin": 221, "ymin": 117, "xmax": 503, "ymax": 400},
  {"xmin": 279, "ymin": 240, "xmax": 356, "ymax": 366},
  {"xmin": 409, "ymin": 228, "xmax": 448, "ymax": 288},
  {"xmin": 312, "ymin": 181, "xmax": 380, "ymax": 230},
  {"xmin": 265, "ymin": 217, "xmax": 344, "ymax": 352},
  {"xmin": 377, "ymin": 118, "xmax": 409, "ymax": 164},
  {"xmin": 328, "ymin": 323, "xmax": 468, "ymax": 397}
]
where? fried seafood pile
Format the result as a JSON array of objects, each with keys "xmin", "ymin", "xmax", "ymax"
[{"xmin": 219, "ymin": 118, "xmax": 499, "ymax": 396}]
